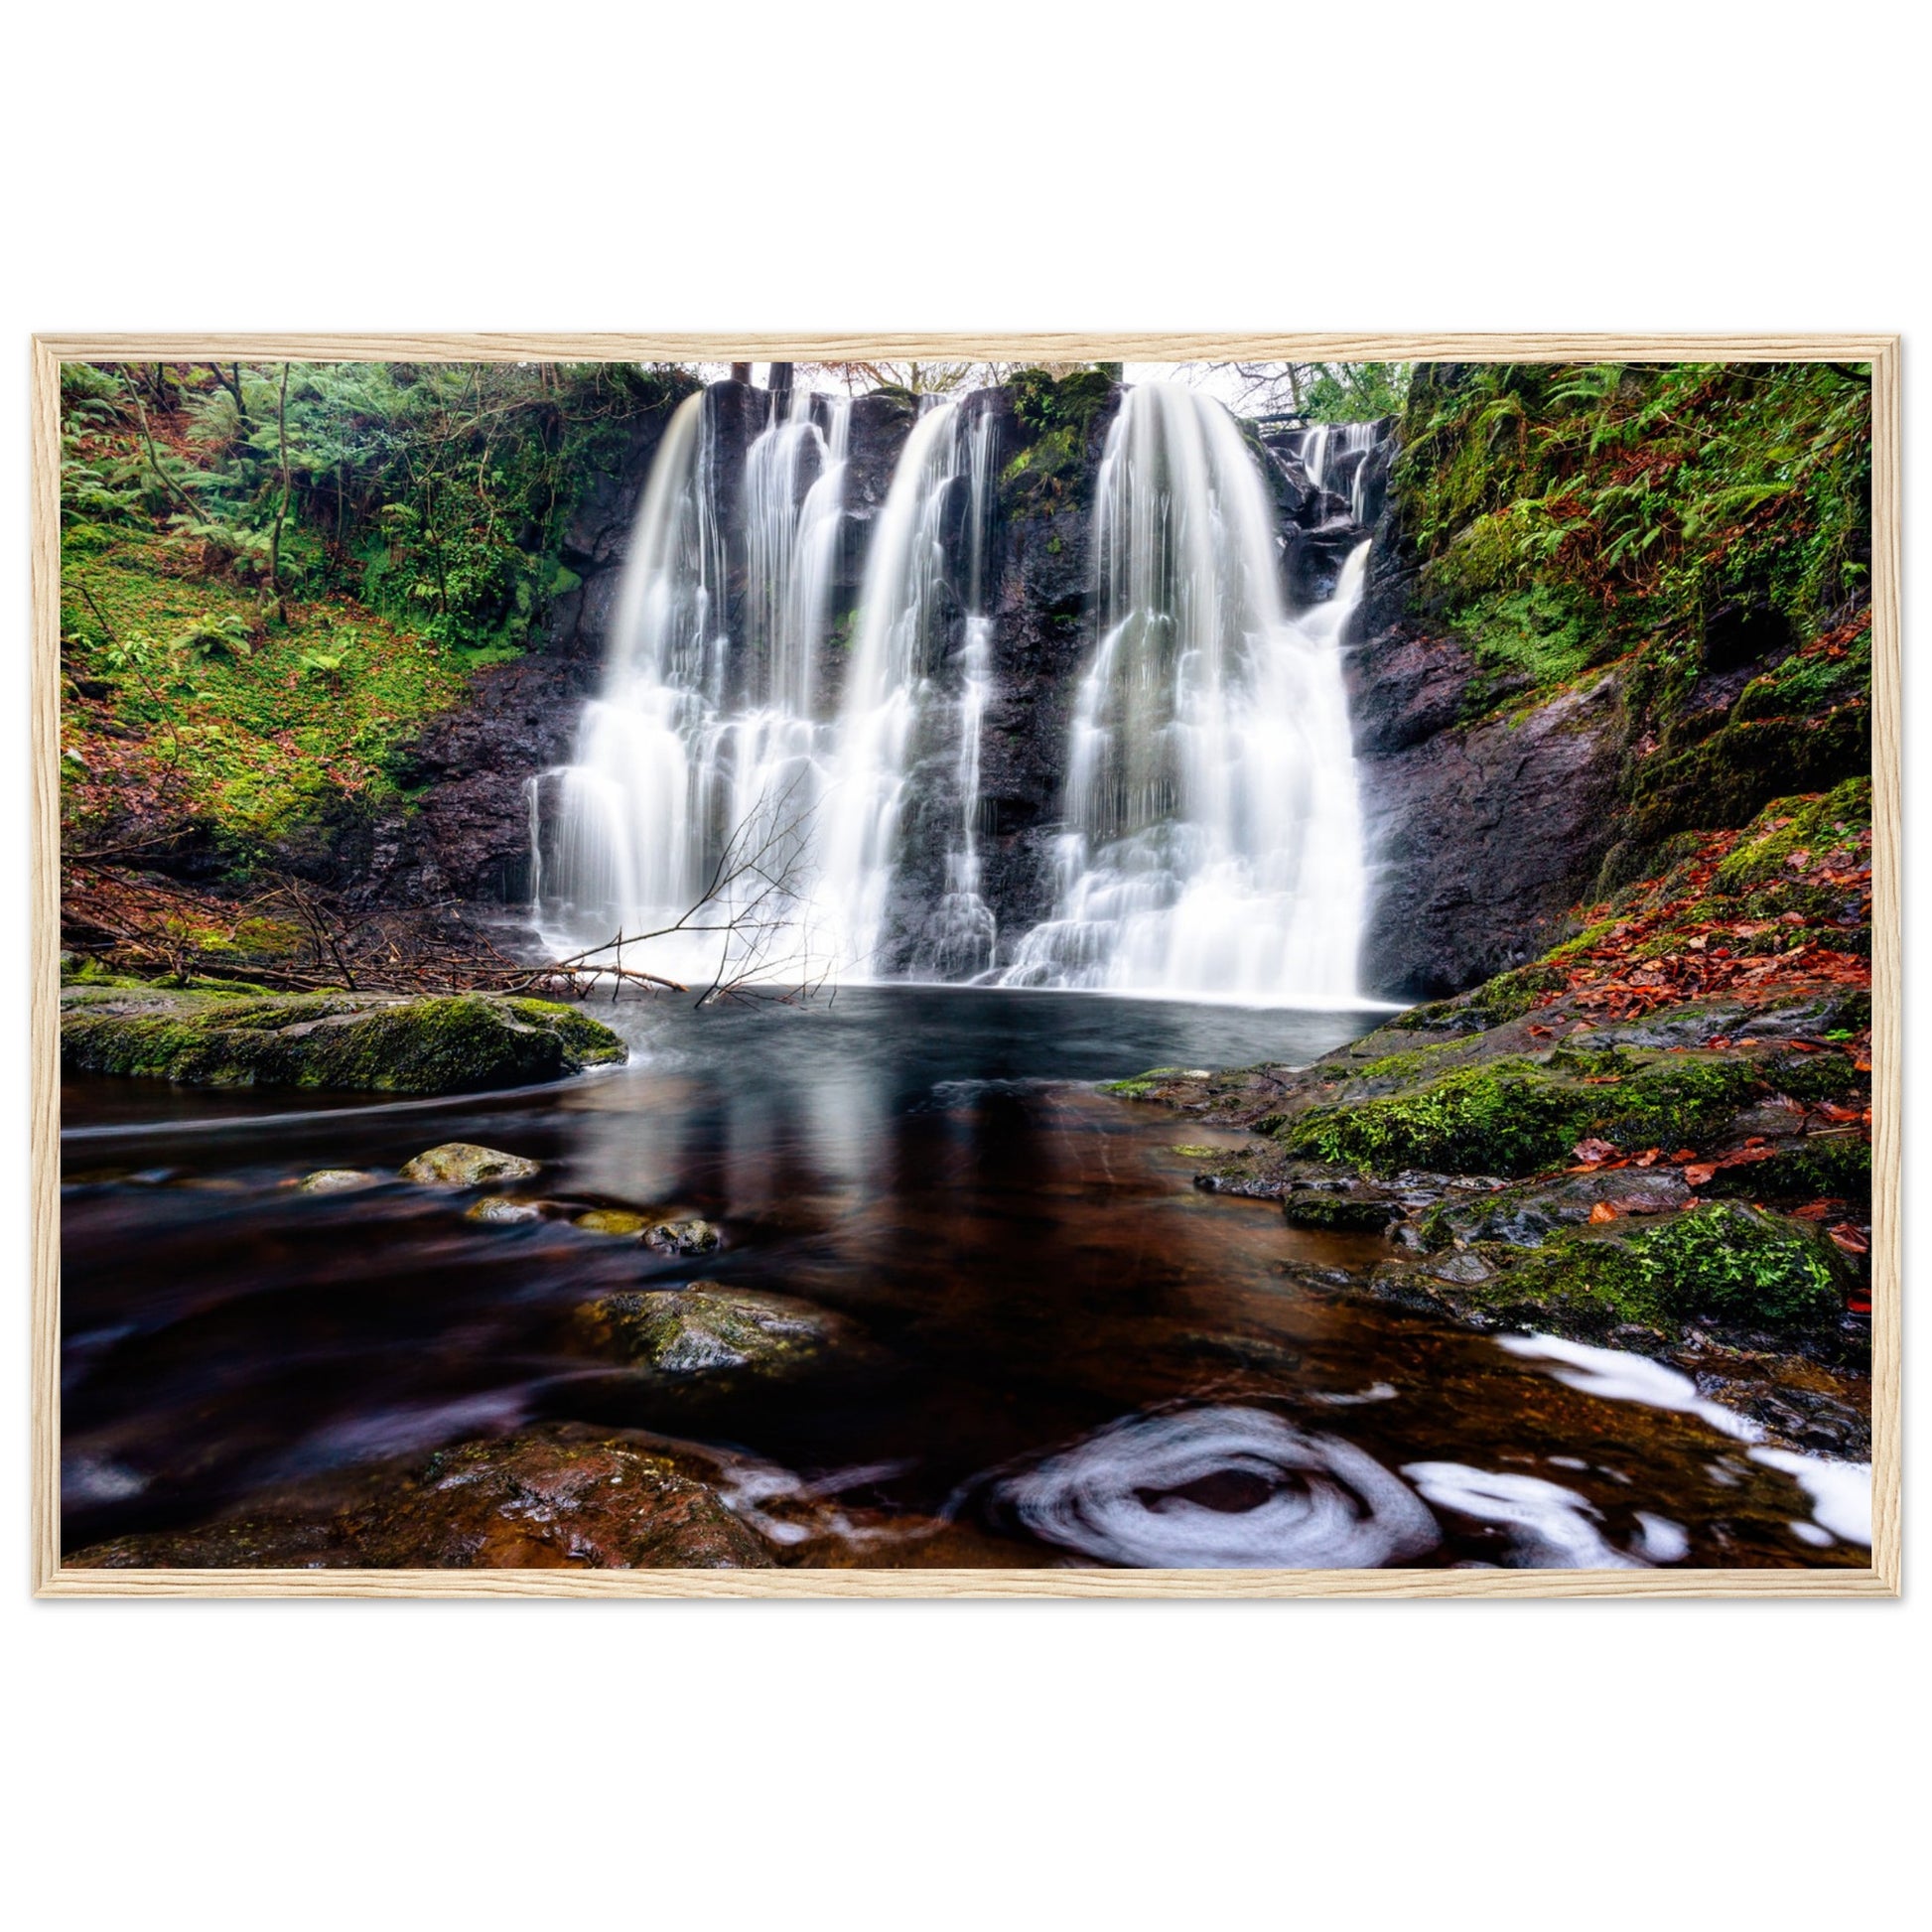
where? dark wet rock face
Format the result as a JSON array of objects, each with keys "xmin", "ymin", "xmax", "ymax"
[
  {"xmin": 67, "ymin": 1425, "xmax": 774, "ymax": 1570},
  {"xmin": 59, "ymin": 990, "xmax": 624, "ymax": 1096}
]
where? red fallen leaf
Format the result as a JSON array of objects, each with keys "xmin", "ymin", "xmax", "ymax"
[
  {"xmin": 1670, "ymin": 1149, "xmax": 1698, "ymax": 1163},
  {"xmin": 1573, "ymin": 1138, "xmax": 1618, "ymax": 1166},
  {"xmin": 1634, "ymin": 1148, "xmax": 1663, "ymax": 1168},
  {"xmin": 1815, "ymin": 1101, "xmax": 1863, "ymax": 1123},
  {"xmin": 1744, "ymin": 1137, "xmax": 1767, "ymax": 1148},
  {"xmin": 1828, "ymin": 1224, "xmax": 1870, "ymax": 1255},
  {"xmin": 1527, "ymin": 1024, "xmax": 1554, "ymax": 1038},
  {"xmin": 1792, "ymin": 1199, "xmax": 1846, "ymax": 1222},
  {"xmin": 1588, "ymin": 1201, "xmax": 1619, "ymax": 1224},
  {"xmin": 1683, "ymin": 1164, "xmax": 1718, "ymax": 1186},
  {"xmin": 1848, "ymin": 1296, "xmax": 1872, "ymax": 1315},
  {"xmin": 1855, "ymin": 1057, "xmax": 1872, "ymax": 1072},
  {"xmin": 1707, "ymin": 1036, "xmax": 1730, "ymax": 1050},
  {"xmin": 1785, "ymin": 850, "xmax": 1812, "ymax": 872}
]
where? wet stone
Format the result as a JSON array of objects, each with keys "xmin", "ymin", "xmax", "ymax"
[
  {"xmin": 399, "ymin": 1143, "xmax": 541, "ymax": 1187},
  {"xmin": 294, "ymin": 1169, "xmax": 379, "ymax": 1194},
  {"xmin": 642, "ymin": 1217, "xmax": 720, "ymax": 1256},
  {"xmin": 466, "ymin": 1195, "xmax": 544, "ymax": 1225},
  {"xmin": 580, "ymin": 1284, "xmax": 859, "ymax": 1381}
]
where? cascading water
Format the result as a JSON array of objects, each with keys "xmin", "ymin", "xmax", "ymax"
[
  {"xmin": 537, "ymin": 385, "xmax": 851, "ymax": 984},
  {"xmin": 909, "ymin": 405, "xmax": 1000, "ymax": 979},
  {"xmin": 537, "ymin": 372, "xmax": 1372, "ymax": 1004},
  {"xmin": 997, "ymin": 382, "xmax": 1369, "ymax": 1004},
  {"xmin": 1300, "ymin": 419, "xmax": 1382, "ymax": 527}
]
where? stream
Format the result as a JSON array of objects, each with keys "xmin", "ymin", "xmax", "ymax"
[{"xmin": 61, "ymin": 986, "xmax": 1867, "ymax": 1569}]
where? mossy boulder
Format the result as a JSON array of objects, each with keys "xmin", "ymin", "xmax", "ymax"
[{"xmin": 60, "ymin": 987, "xmax": 625, "ymax": 1096}]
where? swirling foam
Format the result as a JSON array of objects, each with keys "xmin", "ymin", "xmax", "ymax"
[{"xmin": 993, "ymin": 1407, "xmax": 1439, "ymax": 1569}]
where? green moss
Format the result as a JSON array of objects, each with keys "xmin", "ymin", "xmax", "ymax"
[
  {"xmin": 1449, "ymin": 1201, "xmax": 1844, "ymax": 1338},
  {"xmin": 1284, "ymin": 1049, "xmax": 1783, "ymax": 1178},
  {"xmin": 1286, "ymin": 1058, "xmax": 1583, "ymax": 1175},
  {"xmin": 1704, "ymin": 1135, "xmax": 1869, "ymax": 1210},
  {"xmin": 61, "ymin": 990, "xmax": 625, "ymax": 1094},
  {"xmin": 1100, "ymin": 1066, "xmax": 1185, "ymax": 1100},
  {"xmin": 1713, "ymin": 776, "xmax": 1871, "ymax": 893}
]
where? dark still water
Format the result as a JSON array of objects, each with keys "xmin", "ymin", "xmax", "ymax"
[{"xmin": 61, "ymin": 987, "xmax": 1867, "ymax": 1570}]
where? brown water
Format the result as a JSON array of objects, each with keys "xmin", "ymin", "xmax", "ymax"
[{"xmin": 61, "ymin": 986, "xmax": 1865, "ymax": 1568}]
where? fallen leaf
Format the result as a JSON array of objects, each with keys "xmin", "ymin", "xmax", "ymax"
[
  {"xmin": 1634, "ymin": 1148, "xmax": 1662, "ymax": 1168},
  {"xmin": 1527, "ymin": 1024, "xmax": 1554, "ymax": 1038},
  {"xmin": 1707, "ymin": 1036, "xmax": 1730, "ymax": 1051},
  {"xmin": 1792, "ymin": 1199, "xmax": 1845, "ymax": 1222},
  {"xmin": 1670, "ymin": 1149, "xmax": 1698, "ymax": 1164},
  {"xmin": 1683, "ymin": 1164, "xmax": 1718, "ymax": 1187},
  {"xmin": 1815, "ymin": 1101, "xmax": 1863, "ymax": 1123},
  {"xmin": 1828, "ymin": 1225, "xmax": 1870, "ymax": 1255},
  {"xmin": 1588, "ymin": 1202, "xmax": 1619, "ymax": 1224},
  {"xmin": 1573, "ymin": 1138, "xmax": 1618, "ymax": 1166}
]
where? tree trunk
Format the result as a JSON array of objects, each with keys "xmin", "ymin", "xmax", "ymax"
[
  {"xmin": 268, "ymin": 363, "xmax": 293, "ymax": 622},
  {"xmin": 730, "ymin": 362, "xmax": 754, "ymax": 384}
]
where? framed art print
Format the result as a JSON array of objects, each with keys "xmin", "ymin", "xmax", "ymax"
[{"xmin": 30, "ymin": 334, "xmax": 1900, "ymax": 1596}]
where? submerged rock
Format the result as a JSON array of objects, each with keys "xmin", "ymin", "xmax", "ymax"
[
  {"xmin": 293, "ymin": 1169, "xmax": 379, "ymax": 1193},
  {"xmin": 60, "ymin": 987, "xmax": 626, "ymax": 1096},
  {"xmin": 580, "ymin": 1284, "xmax": 861, "ymax": 1381},
  {"xmin": 574, "ymin": 1208, "xmax": 651, "ymax": 1237},
  {"xmin": 401, "ymin": 1143, "xmax": 542, "ymax": 1187},
  {"xmin": 465, "ymin": 1195, "xmax": 545, "ymax": 1225},
  {"xmin": 66, "ymin": 1424, "xmax": 772, "ymax": 1570}
]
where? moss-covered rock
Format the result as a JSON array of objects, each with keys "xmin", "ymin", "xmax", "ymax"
[
  {"xmin": 1430, "ymin": 1201, "xmax": 1847, "ymax": 1340},
  {"xmin": 642, "ymin": 1218, "xmax": 720, "ymax": 1256},
  {"xmin": 1281, "ymin": 1191, "xmax": 1403, "ymax": 1233},
  {"xmin": 1282, "ymin": 1045, "xmax": 1838, "ymax": 1180},
  {"xmin": 60, "ymin": 987, "xmax": 625, "ymax": 1095}
]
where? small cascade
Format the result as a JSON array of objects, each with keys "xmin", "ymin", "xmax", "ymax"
[
  {"xmin": 815, "ymin": 401, "xmax": 967, "ymax": 974},
  {"xmin": 910, "ymin": 405, "xmax": 1000, "ymax": 979},
  {"xmin": 998, "ymin": 383, "xmax": 1368, "ymax": 1004},
  {"xmin": 1299, "ymin": 419, "xmax": 1382, "ymax": 526}
]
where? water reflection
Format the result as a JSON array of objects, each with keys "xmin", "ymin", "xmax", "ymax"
[{"xmin": 61, "ymin": 987, "xmax": 1867, "ymax": 1567}]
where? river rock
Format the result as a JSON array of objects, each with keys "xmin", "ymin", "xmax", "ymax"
[
  {"xmin": 60, "ymin": 987, "xmax": 625, "ymax": 1096},
  {"xmin": 466, "ymin": 1195, "xmax": 545, "ymax": 1224},
  {"xmin": 575, "ymin": 1208, "xmax": 651, "ymax": 1236},
  {"xmin": 400, "ymin": 1143, "xmax": 542, "ymax": 1187},
  {"xmin": 66, "ymin": 1424, "xmax": 773, "ymax": 1570},
  {"xmin": 294, "ymin": 1169, "xmax": 379, "ymax": 1193},
  {"xmin": 643, "ymin": 1217, "xmax": 720, "ymax": 1255},
  {"xmin": 580, "ymin": 1284, "xmax": 858, "ymax": 1380}
]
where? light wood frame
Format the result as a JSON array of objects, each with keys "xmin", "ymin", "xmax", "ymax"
[{"xmin": 30, "ymin": 333, "xmax": 1902, "ymax": 1598}]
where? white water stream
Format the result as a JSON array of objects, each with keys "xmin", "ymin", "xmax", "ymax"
[{"xmin": 996, "ymin": 383, "xmax": 1368, "ymax": 1003}]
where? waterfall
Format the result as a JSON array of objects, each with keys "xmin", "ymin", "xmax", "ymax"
[
  {"xmin": 997, "ymin": 382, "xmax": 1368, "ymax": 1004},
  {"xmin": 536, "ymin": 373, "xmax": 1371, "ymax": 1006},
  {"xmin": 538, "ymin": 385, "xmax": 851, "ymax": 984},
  {"xmin": 1300, "ymin": 419, "xmax": 1382, "ymax": 526},
  {"xmin": 815, "ymin": 401, "xmax": 968, "ymax": 975}
]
